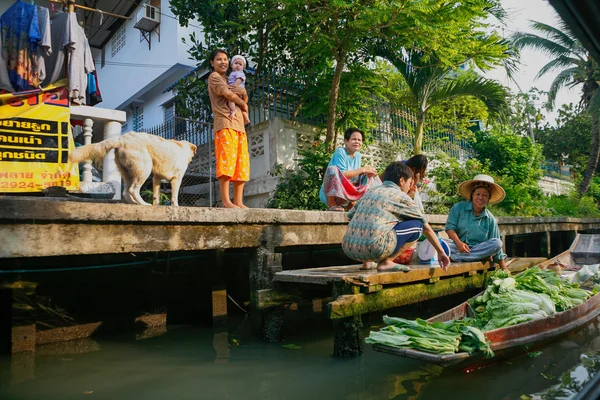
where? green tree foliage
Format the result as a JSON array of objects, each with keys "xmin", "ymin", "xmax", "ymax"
[
  {"xmin": 377, "ymin": 49, "xmax": 509, "ymax": 154},
  {"xmin": 426, "ymin": 96, "xmax": 490, "ymax": 136},
  {"xmin": 512, "ymin": 19, "xmax": 600, "ymax": 194},
  {"xmin": 506, "ymin": 88, "xmax": 548, "ymax": 142},
  {"xmin": 171, "ymin": 0, "xmax": 512, "ymax": 150},
  {"xmin": 536, "ymin": 104, "xmax": 592, "ymax": 177}
]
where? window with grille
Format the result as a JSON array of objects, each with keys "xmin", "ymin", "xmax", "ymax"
[
  {"xmin": 133, "ymin": 106, "xmax": 144, "ymax": 131},
  {"xmin": 163, "ymin": 100, "xmax": 185, "ymax": 138},
  {"xmin": 111, "ymin": 25, "xmax": 126, "ymax": 58},
  {"xmin": 164, "ymin": 101, "xmax": 175, "ymax": 122}
]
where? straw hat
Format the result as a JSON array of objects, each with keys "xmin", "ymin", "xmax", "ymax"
[{"xmin": 458, "ymin": 174, "xmax": 505, "ymax": 205}]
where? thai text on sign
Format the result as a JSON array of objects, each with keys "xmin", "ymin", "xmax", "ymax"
[{"xmin": 0, "ymin": 80, "xmax": 79, "ymax": 192}]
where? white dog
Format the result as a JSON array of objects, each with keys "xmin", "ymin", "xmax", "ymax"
[{"xmin": 70, "ymin": 131, "xmax": 197, "ymax": 206}]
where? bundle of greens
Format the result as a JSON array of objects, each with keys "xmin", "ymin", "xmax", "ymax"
[
  {"xmin": 480, "ymin": 289, "xmax": 555, "ymax": 331},
  {"xmin": 470, "ymin": 267, "xmax": 592, "ymax": 331},
  {"xmin": 365, "ymin": 316, "xmax": 494, "ymax": 358},
  {"xmin": 515, "ymin": 267, "xmax": 591, "ymax": 311}
]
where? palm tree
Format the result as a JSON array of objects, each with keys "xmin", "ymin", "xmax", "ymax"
[
  {"xmin": 512, "ymin": 20, "xmax": 600, "ymax": 194},
  {"xmin": 378, "ymin": 50, "xmax": 509, "ymax": 155}
]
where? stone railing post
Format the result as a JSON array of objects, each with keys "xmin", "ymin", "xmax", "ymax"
[
  {"xmin": 82, "ymin": 118, "xmax": 94, "ymax": 182},
  {"xmin": 103, "ymin": 120, "xmax": 122, "ymax": 198}
]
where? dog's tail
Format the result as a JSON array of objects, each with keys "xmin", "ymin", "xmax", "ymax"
[{"xmin": 69, "ymin": 137, "xmax": 123, "ymax": 164}]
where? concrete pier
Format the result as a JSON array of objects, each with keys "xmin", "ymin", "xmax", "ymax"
[{"xmin": 1, "ymin": 196, "xmax": 600, "ymax": 355}]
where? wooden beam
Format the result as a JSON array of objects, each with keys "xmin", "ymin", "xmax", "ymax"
[
  {"xmin": 328, "ymin": 273, "xmax": 487, "ymax": 319},
  {"xmin": 256, "ymin": 289, "xmax": 305, "ymax": 309}
]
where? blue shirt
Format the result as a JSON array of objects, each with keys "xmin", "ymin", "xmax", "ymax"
[
  {"xmin": 445, "ymin": 201, "xmax": 506, "ymax": 261},
  {"xmin": 319, "ymin": 147, "xmax": 362, "ymax": 204}
]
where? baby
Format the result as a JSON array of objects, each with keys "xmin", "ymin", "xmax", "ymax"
[{"xmin": 228, "ymin": 55, "xmax": 250, "ymax": 125}]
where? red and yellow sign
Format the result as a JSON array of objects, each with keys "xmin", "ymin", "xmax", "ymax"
[{"xmin": 0, "ymin": 79, "xmax": 79, "ymax": 192}]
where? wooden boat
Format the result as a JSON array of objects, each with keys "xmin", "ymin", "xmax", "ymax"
[{"xmin": 372, "ymin": 234, "xmax": 600, "ymax": 367}]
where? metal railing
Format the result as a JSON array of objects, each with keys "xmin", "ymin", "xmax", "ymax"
[
  {"xmin": 245, "ymin": 69, "xmax": 474, "ymax": 160},
  {"xmin": 142, "ymin": 118, "xmax": 216, "ymax": 207}
]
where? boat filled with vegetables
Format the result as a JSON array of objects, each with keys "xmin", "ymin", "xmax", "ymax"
[{"xmin": 367, "ymin": 234, "xmax": 600, "ymax": 367}]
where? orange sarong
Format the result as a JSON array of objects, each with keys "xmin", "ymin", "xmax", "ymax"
[{"xmin": 214, "ymin": 128, "xmax": 250, "ymax": 181}]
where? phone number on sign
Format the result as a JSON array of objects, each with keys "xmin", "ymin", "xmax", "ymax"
[{"xmin": 0, "ymin": 180, "xmax": 72, "ymax": 189}]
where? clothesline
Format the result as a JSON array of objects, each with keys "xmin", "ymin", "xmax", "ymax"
[
  {"xmin": 1, "ymin": 0, "xmax": 103, "ymax": 105},
  {"xmin": 46, "ymin": 0, "xmax": 130, "ymax": 20}
]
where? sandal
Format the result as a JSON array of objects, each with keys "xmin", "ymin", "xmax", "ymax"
[
  {"xmin": 377, "ymin": 264, "xmax": 411, "ymax": 272},
  {"xmin": 328, "ymin": 205, "xmax": 346, "ymax": 212}
]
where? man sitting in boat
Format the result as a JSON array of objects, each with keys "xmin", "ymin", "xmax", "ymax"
[
  {"xmin": 341, "ymin": 161, "xmax": 450, "ymax": 272},
  {"xmin": 443, "ymin": 174, "xmax": 508, "ymax": 271}
]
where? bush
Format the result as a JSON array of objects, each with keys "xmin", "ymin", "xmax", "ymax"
[
  {"xmin": 266, "ymin": 142, "xmax": 331, "ymax": 210},
  {"xmin": 543, "ymin": 194, "xmax": 600, "ymax": 217}
]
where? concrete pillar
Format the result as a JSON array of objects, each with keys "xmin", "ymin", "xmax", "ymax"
[
  {"xmin": 103, "ymin": 120, "xmax": 122, "ymax": 199},
  {"xmin": 82, "ymin": 118, "xmax": 93, "ymax": 183}
]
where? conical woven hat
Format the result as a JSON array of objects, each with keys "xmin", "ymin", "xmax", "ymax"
[{"xmin": 458, "ymin": 174, "xmax": 505, "ymax": 205}]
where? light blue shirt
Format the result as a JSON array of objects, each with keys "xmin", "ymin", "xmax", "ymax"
[
  {"xmin": 445, "ymin": 201, "xmax": 506, "ymax": 261},
  {"xmin": 319, "ymin": 147, "xmax": 362, "ymax": 204}
]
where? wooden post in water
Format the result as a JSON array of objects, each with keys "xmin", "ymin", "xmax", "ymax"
[{"xmin": 331, "ymin": 281, "xmax": 363, "ymax": 358}]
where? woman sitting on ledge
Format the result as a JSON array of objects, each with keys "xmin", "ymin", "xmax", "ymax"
[
  {"xmin": 443, "ymin": 174, "xmax": 509, "ymax": 271},
  {"xmin": 319, "ymin": 128, "xmax": 381, "ymax": 211}
]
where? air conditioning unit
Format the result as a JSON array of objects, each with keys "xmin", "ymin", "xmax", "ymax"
[{"xmin": 134, "ymin": 5, "xmax": 160, "ymax": 32}]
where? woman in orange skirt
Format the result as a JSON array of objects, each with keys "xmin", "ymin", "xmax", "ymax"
[{"xmin": 207, "ymin": 49, "xmax": 250, "ymax": 208}]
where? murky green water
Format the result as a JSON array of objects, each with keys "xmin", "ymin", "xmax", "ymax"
[{"xmin": 1, "ymin": 311, "xmax": 599, "ymax": 400}]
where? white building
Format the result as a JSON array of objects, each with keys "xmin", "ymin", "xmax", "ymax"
[{"xmin": 90, "ymin": 0, "xmax": 203, "ymax": 131}]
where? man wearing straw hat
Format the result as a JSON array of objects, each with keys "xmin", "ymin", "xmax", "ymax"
[{"xmin": 443, "ymin": 174, "xmax": 508, "ymax": 271}]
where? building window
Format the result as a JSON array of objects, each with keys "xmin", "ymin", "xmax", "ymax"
[
  {"xmin": 133, "ymin": 106, "xmax": 144, "ymax": 131},
  {"xmin": 163, "ymin": 99, "xmax": 186, "ymax": 138},
  {"xmin": 111, "ymin": 24, "xmax": 126, "ymax": 58},
  {"xmin": 164, "ymin": 101, "xmax": 175, "ymax": 122},
  {"xmin": 121, "ymin": 123, "xmax": 129, "ymax": 133}
]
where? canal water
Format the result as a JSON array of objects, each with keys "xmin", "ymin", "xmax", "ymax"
[{"xmin": 1, "ymin": 306, "xmax": 599, "ymax": 399}]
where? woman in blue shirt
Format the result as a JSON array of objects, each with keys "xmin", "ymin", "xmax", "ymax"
[
  {"xmin": 444, "ymin": 174, "xmax": 508, "ymax": 270},
  {"xmin": 319, "ymin": 128, "xmax": 381, "ymax": 211}
]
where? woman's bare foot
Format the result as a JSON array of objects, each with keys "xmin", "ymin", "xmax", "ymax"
[
  {"xmin": 222, "ymin": 201, "xmax": 239, "ymax": 208},
  {"xmin": 234, "ymin": 203, "xmax": 248, "ymax": 209},
  {"xmin": 360, "ymin": 261, "xmax": 375, "ymax": 270}
]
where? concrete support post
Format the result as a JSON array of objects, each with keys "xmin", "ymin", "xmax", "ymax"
[
  {"xmin": 546, "ymin": 231, "xmax": 552, "ymax": 259},
  {"xmin": 0, "ymin": 284, "xmax": 37, "ymax": 355},
  {"xmin": 103, "ymin": 120, "xmax": 122, "ymax": 199},
  {"xmin": 82, "ymin": 118, "xmax": 94, "ymax": 183},
  {"xmin": 249, "ymin": 243, "xmax": 284, "ymax": 342}
]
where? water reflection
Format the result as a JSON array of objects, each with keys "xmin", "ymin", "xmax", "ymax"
[{"xmin": 0, "ymin": 316, "xmax": 598, "ymax": 400}]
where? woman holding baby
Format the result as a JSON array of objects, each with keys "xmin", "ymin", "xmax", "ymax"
[{"xmin": 207, "ymin": 49, "xmax": 250, "ymax": 208}]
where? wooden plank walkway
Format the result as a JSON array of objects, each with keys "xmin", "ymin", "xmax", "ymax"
[{"xmin": 274, "ymin": 257, "xmax": 546, "ymax": 287}]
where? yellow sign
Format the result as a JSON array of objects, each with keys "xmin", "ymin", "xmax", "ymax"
[{"xmin": 0, "ymin": 80, "xmax": 79, "ymax": 192}]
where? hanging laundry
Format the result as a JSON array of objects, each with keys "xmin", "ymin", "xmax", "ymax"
[
  {"xmin": 44, "ymin": 11, "xmax": 94, "ymax": 105},
  {"xmin": 0, "ymin": 35, "xmax": 13, "ymax": 93},
  {"xmin": 36, "ymin": 5, "xmax": 52, "ymax": 83},
  {"xmin": 86, "ymin": 69, "xmax": 102, "ymax": 106},
  {"xmin": 0, "ymin": 0, "xmax": 41, "ymax": 91}
]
